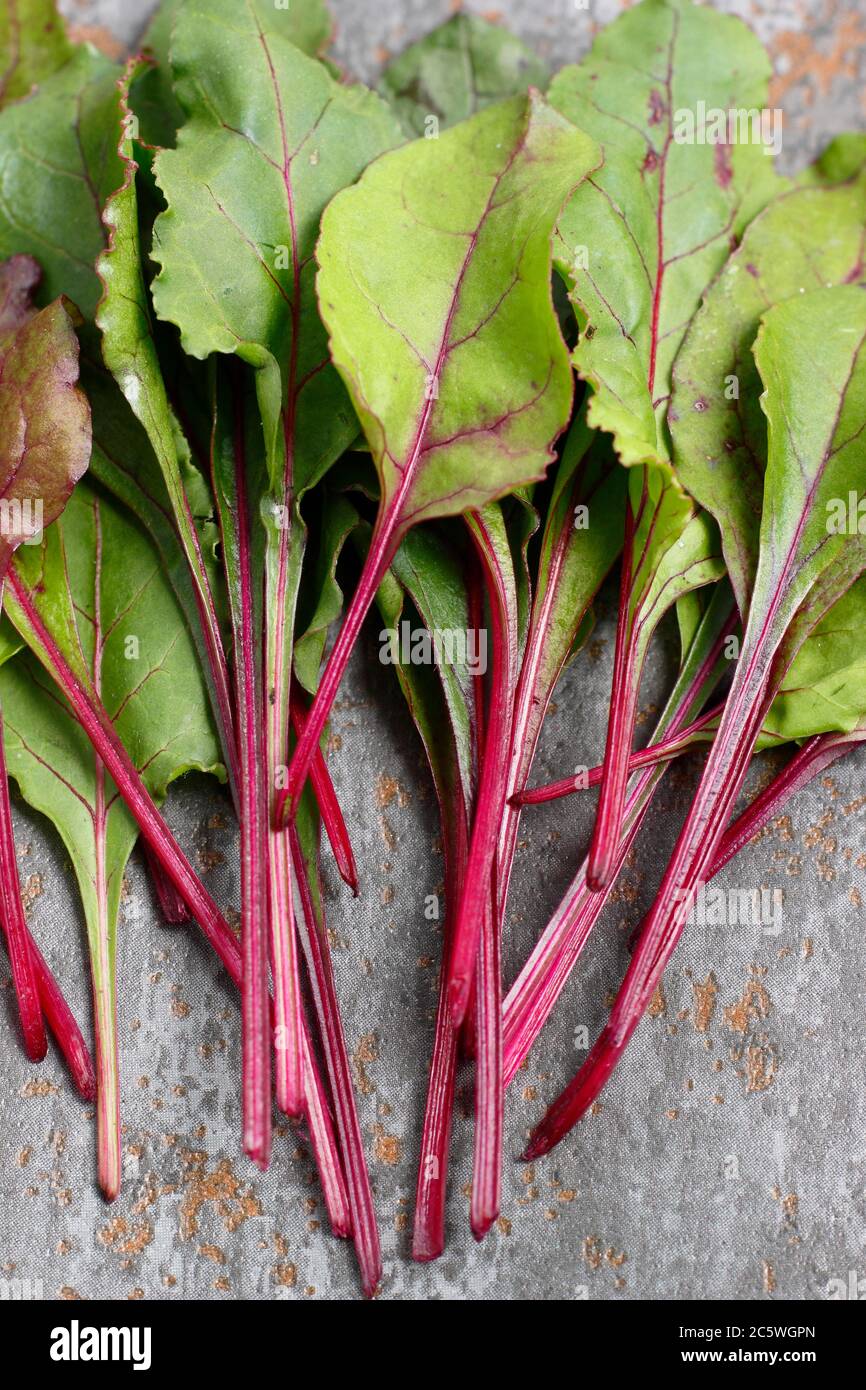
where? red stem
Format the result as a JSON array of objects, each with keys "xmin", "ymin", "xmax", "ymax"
[
  {"xmin": 290, "ymin": 688, "xmax": 358, "ymax": 895},
  {"xmin": 289, "ymin": 823, "xmax": 381, "ymax": 1298},
  {"xmin": 470, "ymin": 868, "xmax": 502, "ymax": 1240},
  {"xmin": 446, "ymin": 515, "xmax": 515, "ymax": 1026},
  {"xmin": 300, "ymin": 1017, "xmax": 352, "ymax": 1239},
  {"xmin": 142, "ymin": 839, "xmax": 190, "ymax": 924},
  {"xmin": 0, "ymin": 699, "xmax": 47, "ymax": 1061},
  {"xmin": 0, "ymin": 916, "xmax": 95, "ymax": 1099},
  {"xmin": 411, "ymin": 794, "xmax": 467, "ymax": 1262},
  {"xmin": 523, "ymin": 648, "xmax": 776, "ymax": 1161},
  {"xmin": 280, "ymin": 512, "xmax": 400, "ymax": 823},
  {"xmin": 586, "ymin": 495, "xmax": 639, "ymax": 890},
  {"xmin": 231, "ymin": 396, "xmax": 272, "ymax": 1169},
  {"xmin": 515, "ymin": 702, "xmax": 724, "ymax": 805},
  {"xmin": 6, "ymin": 571, "xmax": 243, "ymax": 991}
]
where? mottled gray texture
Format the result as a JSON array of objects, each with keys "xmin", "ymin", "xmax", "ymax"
[{"xmin": 1, "ymin": 0, "xmax": 864, "ymax": 1302}]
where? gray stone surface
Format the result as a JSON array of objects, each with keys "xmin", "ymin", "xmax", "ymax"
[{"xmin": 0, "ymin": 0, "xmax": 864, "ymax": 1302}]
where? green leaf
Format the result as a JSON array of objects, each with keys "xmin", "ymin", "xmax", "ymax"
[
  {"xmin": 96, "ymin": 57, "xmax": 236, "ymax": 781},
  {"xmin": 294, "ymin": 491, "xmax": 361, "ymax": 696},
  {"xmin": 4, "ymin": 479, "xmax": 221, "ymax": 1198},
  {"xmin": 285, "ymin": 91, "xmax": 601, "ymax": 813},
  {"xmin": 549, "ymin": 0, "xmax": 781, "ymax": 469},
  {"xmin": 752, "ymin": 286, "xmax": 866, "ymax": 649},
  {"xmin": 798, "ymin": 133, "xmax": 866, "ymax": 187},
  {"xmin": 380, "ymin": 13, "xmax": 547, "ymax": 138},
  {"xmin": 0, "ymin": 0, "xmax": 74, "ymax": 109},
  {"xmin": 671, "ymin": 173, "xmax": 866, "ymax": 614},
  {"xmin": 319, "ymin": 91, "xmax": 598, "ymax": 529},
  {"xmin": 0, "ymin": 46, "xmax": 122, "ymax": 319},
  {"xmin": 151, "ymin": 0, "xmax": 402, "ymax": 494},
  {"xmin": 133, "ymin": 0, "xmax": 334, "ymax": 152},
  {"xmin": 767, "ymin": 576, "xmax": 866, "ymax": 740},
  {"xmin": 546, "ymin": 0, "xmax": 781, "ymax": 885}
]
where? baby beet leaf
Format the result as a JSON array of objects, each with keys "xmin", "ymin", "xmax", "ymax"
[
  {"xmin": 0, "ymin": 254, "xmax": 90, "ymax": 1064},
  {"xmin": 0, "ymin": 47, "xmax": 121, "ymax": 319},
  {"xmin": 550, "ymin": 0, "xmax": 780, "ymax": 467},
  {"xmin": 150, "ymin": 0, "xmax": 401, "ymax": 494},
  {"xmin": 549, "ymin": 0, "xmax": 782, "ymax": 887},
  {"xmin": 524, "ymin": 285, "xmax": 866, "ymax": 1159},
  {"xmin": 2, "ymin": 481, "xmax": 222, "ymax": 1199},
  {"xmin": 671, "ymin": 173, "xmax": 866, "ymax": 616},
  {"xmin": 151, "ymin": 0, "xmax": 401, "ymax": 1161},
  {"xmin": 133, "ymin": 0, "xmax": 334, "ymax": 148},
  {"xmin": 97, "ymin": 57, "xmax": 237, "ymax": 798},
  {"xmin": 283, "ymin": 92, "xmax": 601, "ymax": 818},
  {"xmin": 0, "ymin": 0, "xmax": 74, "ymax": 109},
  {"xmin": 380, "ymin": 12, "xmax": 547, "ymax": 138}
]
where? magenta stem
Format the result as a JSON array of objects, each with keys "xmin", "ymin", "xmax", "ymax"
[
  {"xmin": 281, "ymin": 512, "xmax": 400, "ymax": 822},
  {"xmin": 6, "ymin": 572, "xmax": 243, "ymax": 990},
  {"xmin": 0, "ymin": 915, "xmax": 94, "ymax": 1098},
  {"xmin": 0, "ymin": 697, "xmax": 47, "ymax": 1061},
  {"xmin": 289, "ymin": 823, "xmax": 381, "ymax": 1298},
  {"xmin": 290, "ymin": 688, "xmax": 358, "ymax": 895},
  {"xmin": 515, "ymin": 702, "xmax": 724, "ymax": 805},
  {"xmin": 142, "ymin": 839, "xmax": 190, "ymax": 924},
  {"xmin": 586, "ymin": 495, "xmax": 639, "ymax": 891}
]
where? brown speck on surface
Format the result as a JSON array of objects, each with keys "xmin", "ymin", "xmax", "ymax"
[
  {"xmin": 850, "ymin": 887, "xmax": 862, "ymax": 908},
  {"xmin": 666, "ymin": 1108, "xmax": 679, "ymax": 1120},
  {"xmin": 352, "ymin": 1034, "xmax": 378, "ymax": 1095},
  {"xmin": 742, "ymin": 1036, "xmax": 778, "ymax": 1093},
  {"xmin": 647, "ymin": 982, "xmax": 667, "ymax": 1018},
  {"xmin": 723, "ymin": 972, "xmax": 771, "ymax": 1034},
  {"xmin": 375, "ymin": 773, "xmax": 409, "ymax": 809},
  {"xmin": 496, "ymin": 1216, "xmax": 512, "ymax": 1235},
  {"xmin": 59, "ymin": 1286, "xmax": 82, "ymax": 1300},
  {"xmin": 16, "ymin": 1147, "xmax": 31, "ymax": 1167},
  {"xmin": 802, "ymin": 937, "xmax": 813, "ymax": 960},
  {"xmin": 178, "ymin": 1153, "xmax": 262, "ymax": 1241},
  {"xmin": 163, "ymin": 1275, "xmax": 177, "ymax": 1287},
  {"xmin": 274, "ymin": 1263, "xmax": 296, "ymax": 1287},
  {"xmin": 213, "ymin": 1277, "xmax": 231, "ymax": 1293},
  {"xmin": 373, "ymin": 1126, "xmax": 401, "ymax": 1166},
  {"xmin": 558, "ymin": 1189, "xmax": 576, "ymax": 1203},
  {"xmin": 56, "ymin": 1240, "xmax": 72, "ymax": 1256},
  {"xmin": 98, "ymin": 1217, "xmax": 153, "ymax": 1257},
  {"xmin": 198, "ymin": 1244, "xmax": 226, "ymax": 1265},
  {"xmin": 19, "ymin": 1077, "xmax": 59, "ymax": 1098},
  {"xmin": 583, "ymin": 1236, "xmax": 602, "ymax": 1270},
  {"xmin": 127, "ymin": 1288, "xmax": 145, "ymax": 1301},
  {"xmin": 762, "ymin": 1260, "xmax": 776, "ymax": 1294},
  {"xmin": 692, "ymin": 973, "xmax": 718, "ymax": 1032},
  {"xmin": 20, "ymin": 873, "xmax": 43, "ymax": 909},
  {"xmin": 196, "ymin": 849, "xmax": 225, "ymax": 874}
]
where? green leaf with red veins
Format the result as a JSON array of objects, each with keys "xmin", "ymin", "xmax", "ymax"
[
  {"xmin": 380, "ymin": 12, "xmax": 547, "ymax": 139},
  {"xmin": 0, "ymin": 0, "xmax": 74, "ymax": 110},
  {"xmin": 4, "ymin": 479, "xmax": 221, "ymax": 1199},
  {"xmin": 550, "ymin": 0, "xmax": 780, "ymax": 467},
  {"xmin": 0, "ymin": 47, "xmax": 121, "ymax": 319},
  {"xmin": 96, "ymin": 57, "xmax": 235, "ymax": 794},
  {"xmin": 547, "ymin": 0, "xmax": 782, "ymax": 886},
  {"xmin": 132, "ymin": 0, "xmax": 335, "ymax": 156},
  {"xmin": 671, "ymin": 172, "xmax": 866, "ymax": 616},
  {"xmin": 284, "ymin": 91, "xmax": 600, "ymax": 813},
  {"xmin": 523, "ymin": 285, "xmax": 866, "ymax": 1161},
  {"xmin": 149, "ymin": 0, "xmax": 402, "ymax": 1159}
]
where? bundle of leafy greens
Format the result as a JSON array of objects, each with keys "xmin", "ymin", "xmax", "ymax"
[{"xmin": 0, "ymin": 0, "xmax": 864, "ymax": 1298}]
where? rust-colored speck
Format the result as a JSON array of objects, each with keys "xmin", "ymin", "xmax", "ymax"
[{"xmin": 692, "ymin": 973, "xmax": 718, "ymax": 1033}]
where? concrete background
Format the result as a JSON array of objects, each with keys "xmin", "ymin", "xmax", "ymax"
[{"xmin": 0, "ymin": 0, "xmax": 864, "ymax": 1301}]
